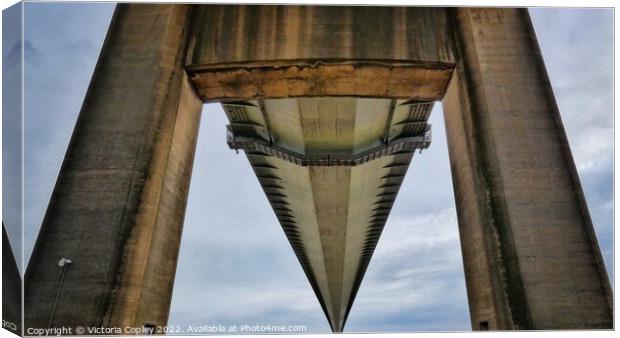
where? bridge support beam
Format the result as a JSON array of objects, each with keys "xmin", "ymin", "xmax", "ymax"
[
  {"xmin": 24, "ymin": 4, "xmax": 202, "ymax": 331},
  {"xmin": 23, "ymin": 4, "xmax": 613, "ymax": 333},
  {"xmin": 442, "ymin": 8, "xmax": 612, "ymax": 330}
]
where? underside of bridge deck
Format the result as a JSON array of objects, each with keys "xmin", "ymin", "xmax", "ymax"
[
  {"xmin": 224, "ymin": 97, "xmax": 433, "ymax": 331},
  {"xmin": 23, "ymin": 4, "xmax": 612, "ymax": 333}
]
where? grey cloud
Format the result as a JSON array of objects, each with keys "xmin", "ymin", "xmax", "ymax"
[{"xmin": 20, "ymin": 4, "xmax": 613, "ymax": 333}]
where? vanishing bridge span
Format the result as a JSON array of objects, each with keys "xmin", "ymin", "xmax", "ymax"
[
  {"xmin": 24, "ymin": 4, "xmax": 611, "ymax": 334},
  {"xmin": 224, "ymin": 98, "xmax": 432, "ymax": 331}
]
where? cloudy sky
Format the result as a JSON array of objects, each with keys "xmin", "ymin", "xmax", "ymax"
[{"xmin": 13, "ymin": 2, "xmax": 613, "ymax": 333}]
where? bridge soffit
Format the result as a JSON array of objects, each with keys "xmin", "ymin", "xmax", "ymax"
[{"xmin": 184, "ymin": 5, "xmax": 457, "ymax": 102}]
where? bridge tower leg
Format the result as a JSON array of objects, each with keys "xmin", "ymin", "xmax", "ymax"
[
  {"xmin": 442, "ymin": 8, "xmax": 612, "ymax": 330},
  {"xmin": 24, "ymin": 4, "xmax": 202, "ymax": 331}
]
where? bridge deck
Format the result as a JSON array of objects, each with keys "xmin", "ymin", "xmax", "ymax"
[{"xmin": 223, "ymin": 97, "xmax": 433, "ymax": 331}]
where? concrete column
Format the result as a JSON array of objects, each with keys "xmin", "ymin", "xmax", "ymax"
[
  {"xmin": 3, "ymin": 224, "xmax": 22, "ymax": 335},
  {"xmin": 24, "ymin": 4, "xmax": 202, "ymax": 331},
  {"xmin": 442, "ymin": 8, "xmax": 612, "ymax": 330}
]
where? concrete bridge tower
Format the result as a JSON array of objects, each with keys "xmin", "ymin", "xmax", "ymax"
[{"xmin": 24, "ymin": 4, "xmax": 612, "ymax": 333}]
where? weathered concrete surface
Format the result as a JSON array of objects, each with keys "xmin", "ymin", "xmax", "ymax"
[
  {"xmin": 186, "ymin": 5, "xmax": 456, "ymax": 101},
  {"xmin": 188, "ymin": 60, "xmax": 453, "ymax": 102},
  {"xmin": 223, "ymin": 98, "xmax": 433, "ymax": 332},
  {"xmin": 23, "ymin": 3, "xmax": 613, "ymax": 334},
  {"xmin": 442, "ymin": 8, "xmax": 613, "ymax": 330},
  {"xmin": 3, "ymin": 224, "xmax": 21, "ymax": 336},
  {"xmin": 24, "ymin": 4, "xmax": 202, "ymax": 331},
  {"xmin": 187, "ymin": 5, "xmax": 455, "ymax": 65}
]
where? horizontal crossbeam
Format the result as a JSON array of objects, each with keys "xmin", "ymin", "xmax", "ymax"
[{"xmin": 226, "ymin": 125, "xmax": 431, "ymax": 167}]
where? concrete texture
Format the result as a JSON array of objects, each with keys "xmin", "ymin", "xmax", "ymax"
[
  {"xmin": 185, "ymin": 5, "xmax": 456, "ymax": 101},
  {"xmin": 3, "ymin": 224, "xmax": 21, "ymax": 335},
  {"xmin": 23, "ymin": 4, "xmax": 612, "ymax": 334},
  {"xmin": 442, "ymin": 8, "xmax": 613, "ymax": 329},
  {"xmin": 24, "ymin": 4, "xmax": 202, "ymax": 331},
  {"xmin": 187, "ymin": 5, "xmax": 455, "ymax": 65},
  {"xmin": 223, "ymin": 98, "xmax": 433, "ymax": 332}
]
